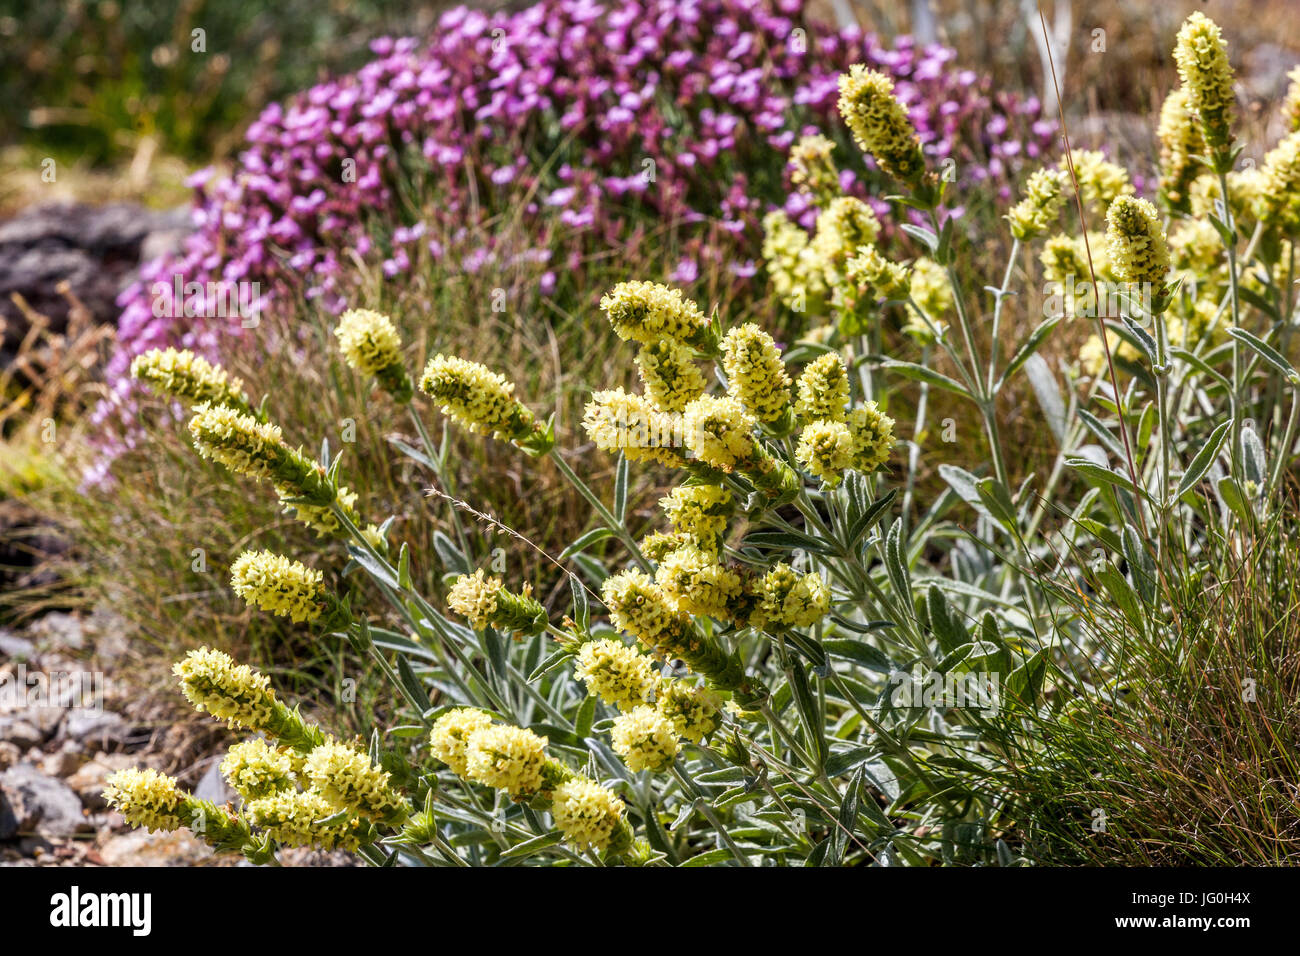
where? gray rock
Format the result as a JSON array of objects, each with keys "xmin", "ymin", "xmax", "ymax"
[
  {"xmin": 65, "ymin": 753, "xmax": 136, "ymax": 810},
  {"xmin": 98, "ymin": 829, "xmax": 213, "ymax": 867},
  {"xmin": 0, "ymin": 717, "xmax": 42, "ymax": 750},
  {"xmin": 62, "ymin": 709, "xmax": 127, "ymax": 750},
  {"xmin": 0, "ymin": 631, "xmax": 35, "ymax": 660},
  {"xmin": 26, "ymin": 612, "xmax": 85, "ymax": 652},
  {"xmin": 193, "ymin": 756, "xmax": 236, "ymax": 806},
  {"xmin": 0, "ymin": 762, "xmax": 90, "ymax": 838}
]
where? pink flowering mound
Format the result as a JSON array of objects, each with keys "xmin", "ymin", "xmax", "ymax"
[{"xmin": 97, "ymin": 0, "xmax": 1053, "ymax": 459}]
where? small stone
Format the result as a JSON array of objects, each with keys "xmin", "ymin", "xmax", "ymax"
[
  {"xmin": 0, "ymin": 631, "xmax": 35, "ymax": 659},
  {"xmin": 66, "ymin": 753, "xmax": 136, "ymax": 810},
  {"xmin": 98, "ymin": 828, "xmax": 214, "ymax": 867},
  {"xmin": 0, "ymin": 762, "xmax": 91, "ymax": 838},
  {"xmin": 41, "ymin": 744, "xmax": 82, "ymax": 778},
  {"xmin": 26, "ymin": 613, "xmax": 85, "ymax": 652},
  {"xmin": 62, "ymin": 709, "xmax": 127, "ymax": 750},
  {"xmin": 193, "ymin": 757, "xmax": 236, "ymax": 806},
  {"xmin": 0, "ymin": 717, "xmax": 42, "ymax": 750}
]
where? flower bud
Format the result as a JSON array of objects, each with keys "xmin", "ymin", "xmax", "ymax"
[
  {"xmin": 335, "ymin": 308, "xmax": 413, "ymax": 403},
  {"xmin": 611, "ymin": 705, "xmax": 680, "ymax": 772},
  {"xmin": 230, "ymin": 550, "xmax": 326, "ymax": 624}
]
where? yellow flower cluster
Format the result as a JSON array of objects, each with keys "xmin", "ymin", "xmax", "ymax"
[
  {"xmin": 1285, "ymin": 66, "xmax": 1300, "ymax": 133},
  {"xmin": 246, "ymin": 789, "xmax": 360, "ymax": 851},
  {"xmin": 131, "ymin": 347, "xmax": 250, "ymax": 412},
  {"xmin": 464, "ymin": 724, "xmax": 550, "ymax": 797},
  {"xmin": 602, "ymin": 570, "xmax": 691, "ymax": 649},
  {"xmin": 905, "ymin": 256, "xmax": 952, "ymax": 342},
  {"xmin": 721, "ymin": 323, "xmax": 792, "ymax": 423},
  {"xmin": 796, "ymin": 419, "xmax": 855, "ymax": 485},
  {"xmin": 1157, "ymin": 87, "xmax": 1205, "ymax": 210},
  {"xmin": 446, "ymin": 569, "xmax": 503, "ymax": 630},
  {"xmin": 1105, "ymin": 196, "xmax": 1172, "ymax": 292},
  {"xmin": 750, "ymin": 563, "xmax": 831, "ymax": 631},
  {"xmin": 1173, "ymin": 12, "xmax": 1236, "ymax": 155},
  {"xmin": 189, "ymin": 402, "xmax": 294, "ymax": 486},
  {"xmin": 419, "ymin": 354, "xmax": 536, "ymax": 442},
  {"xmin": 848, "ymin": 403, "xmax": 895, "ymax": 472},
  {"xmin": 1062, "ymin": 150, "xmax": 1133, "ymax": 211},
  {"xmin": 103, "ymin": 768, "xmax": 188, "ymax": 832},
  {"xmin": 428, "ymin": 707, "xmax": 495, "ymax": 776},
  {"xmin": 761, "ymin": 210, "xmax": 828, "ymax": 315},
  {"xmin": 174, "ymin": 647, "xmax": 278, "ymax": 732},
  {"xmin": 660, "ymin": 483, "xmax": 732, "ymax": 548},
  {"xmin": 574, "ymin": 638, "xmax": 659, "ymax": 711},
  {"xmin": 582, "ymin": 387, "xmax": 684, "ymax": 466},
  {"xmin": 230, "ymin": 550, "xmax": 325, "ymax": 624},
  {"xmin": 220, "ymin": 739, "xmax": 296, "ymax": 800},
  {"xmin": 303, "ymin": 740, "xmax": 408, "ymax": 825},
  {"xmin": 789, "ymin": 134, "xmax": 840, "ymax": 205},
  {"xmin": 1006, "ymin": 168, "xmax": 1068, "ymax": 240},
  {"xmin": 682, "ymin": 395, "xmax": 758, "ymax": 471},
  {"xmin": 334, "ymin": 308, "xmax": 412, "ymax": 402},
  {"xmin": 656, "ymin": 543, "xmax": 745, "ymax": 618},
  {"xmin": 600, "ymin": 280, "xmax": 710, "ymax": 347},
  {"xmin": 610, "ymin": 705, "xmax": 680, "ymax": 772},
  {"xmin": 812, "ymin": 197, "xmax": 881, "ymax": 285},
  {"xmin": 656, "ymin": 680, "xmax": 722, "ymax": 743},
  {"xmin": 837, "ymin": 65, "xmax": 928, "ymax": 187},
  {"xmin": 846, "ymin": 245, "xmax": 911, "ymax": 299},
  {"xmin": 795, "ymin": 353, "xmax": 850, "ymax": 423},
  {"xmin": 550, "ymin": 778, "xmax": 627, "ymax": 851},
  {"xmin": 1257, "ymin": 131, "xmax": 1300, "ymax": 234},
  {"xmin": 636, "ymin": 340, "xmax": 706, "ymax": 413}
]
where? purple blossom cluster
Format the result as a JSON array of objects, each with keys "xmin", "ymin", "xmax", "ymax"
[{"xmin": 93, "ymin": 0, "xmax": 1054, "ymax": 476}]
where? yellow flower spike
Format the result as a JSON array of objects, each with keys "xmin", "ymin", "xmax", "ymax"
[
  {"xmin": 599, "ymin": 280, "xmax": 712, "ymax": 348},
  {"xmin": 721, "ymin": 323, "xmax": 792, "ymax": 424},
  {"xmin": 682, "ymin": 394, "xmax": 758, "ymax": 472},
  {"xmin": 749, "ymin": 563, "xmax": 831, "ymax": 632},
  {"xmin": 418, "ymin": 354, "xmax": 539, "ymax": 445},
  {"xmin": 904, "ymin": 256, "xmax": 953, "ymax": 343},
  {"xmin": 220, "ymin": 739, "xmax": 296, "ymax": 801},
  {"xmin": 847, "ymin": 403, "xmax": 896, "ymax": 473},
  {"xmin": 1105, "ymin": 196, "xmax": 1172, "ymax": 298},
  {"xmin": 611, "ymin": 705, "xmax": 680, "ymax": 773},
  {"xmin": 1284, "ymin": 66, "xmax": 1300, "ymax": 133},
  {"xmin": 812, "ymin": 197, "xmax": 882, "ymax": 287},
  {"xmin": 655, "ymin": 543, "xmax": 745, "ymax": 619},
  {"xmin": 1061, "ymin": 150, "xmax": 1134, "ymax": 211},
  {"xmin": 660, "ymin": 483, "xmax": 732, "ymax": 549},
  {"xmin": 174, "ymin": 646, "xmax": 279, "ymax": 732},
  {"xmin": 1173, "ymin": 12, "xmax": 1236, "ymax": 159},
  {"xmin": 131, "ymin": 347, "xmax": 251, "ymax": 413},
  {"xmin": 103, "ymin": 768, "xmax": 189, "ymax": 832},
  {"xmin": 602, "ymin": 570, "xmax": 691, "ymax": 648},
  {"xmin": 303, "ymin": 740, "xmax": 408, "ymax": 825},
  {"xmin": 789, "ymin": 134, "xmax": 840, "ymax": 206},
  {"xmin": 796, "ymin": 419, "xmax": 855, "ymax": 486},
  {"xmin": 446, "ymin": 569, "xmax": 503, "ymax": 630},
  {"xmin": 429, "ymin": 708, "xmax": 495, "ymax": 776},
  {"xmin": 836, "ymin": 65, "xmax": 930, "ymax": 191},
  {"xmin": 762, "ymin": 210, "xmax": 829, "ymax": 315},
  {"xmin": 656, "ymin": 680, "xmax": 723, "ymax": 744},
  {"xmin": 846, "ymin": 245, "xmax": 912, "ymax": 299},
  {"xmin": 246, "ymin": 789, "xmax": 360, "ymax": 851},
  {"xmin": 573, "ymin": 638, "xmax": 659, "ymax": 712},
  {"xmin": 465, "ymin": 724, "xmax": 549, "ymax": 797},
  {"xmin": 582, "ymin": 387, "xmax": 686, "ymax": 466},
  {"xmin": 1256, "ymin": 131, "xmax": 1300, "ymax": 234},
  {"xmin": 230, "ymin": 550, "xmax": 326, "ymax": 624},
  {"xmin": 636, "ymin": 339, "xmax": 707, "ymax": 413},
  {"xmin": 794, "ymin": 353, "xmax": 850, "ymax": 424},
  {"xmin": 334, "ymin": 308, "xmax": 413, "ymax": 403},
  {"xmin": 1006, "ymin": 168, "xmax": 1069, "ymax": 240},
  {"xmin": 551, "ymin": 778, "xmax": 626, "ymax": 851},
  {"xmin": 1157, "ymin": 88, "xmax": 1205, "ymax": 211}
]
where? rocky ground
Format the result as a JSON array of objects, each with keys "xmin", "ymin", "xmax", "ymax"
[{"xmin": 0, "ymin": 609, "xmax": 355, "ymax": 867}]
